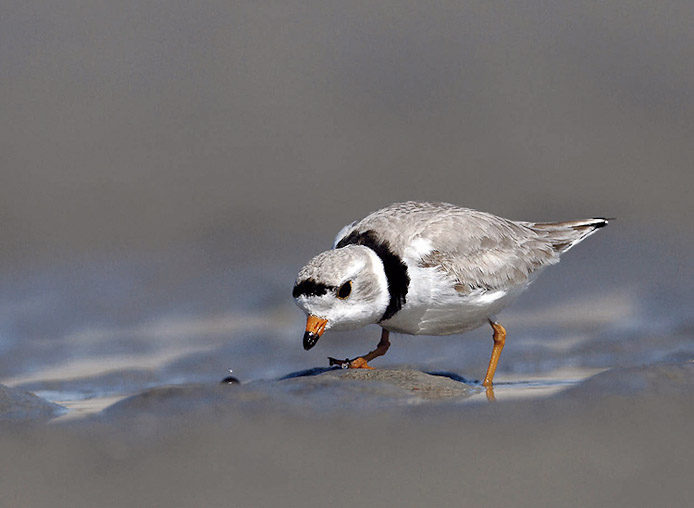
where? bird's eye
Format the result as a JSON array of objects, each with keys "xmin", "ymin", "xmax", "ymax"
[{"xmin": 337, "ymin": 281, "xmax": 352, "ymax": 299}]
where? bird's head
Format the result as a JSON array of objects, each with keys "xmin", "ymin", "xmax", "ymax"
[{"xmin": 292, "ymin": 245, "xmax": 389, "ymax": 350}]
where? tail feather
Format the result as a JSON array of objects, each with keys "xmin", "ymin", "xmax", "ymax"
[{"xmin": 528, "ymin": 217, "xmax": 610, "ymax": 254}]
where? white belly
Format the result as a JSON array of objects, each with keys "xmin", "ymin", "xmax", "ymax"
[{"xmin": 380, "ymin": 265, "xmax": 528, "ymax": 335}]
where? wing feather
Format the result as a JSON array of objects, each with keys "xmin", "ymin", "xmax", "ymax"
[{"xmin": 336, "ymin": 202, "xmax": 559, "ymax": 292}]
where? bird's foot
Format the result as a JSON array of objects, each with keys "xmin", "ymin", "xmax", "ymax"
[
  {"xmin": 348, "ymin": 357, "xmax": 374, "ymax": 369},
  {"xmin": 327, "ymin": 357, "xmax": 375, "ymax": 369}
]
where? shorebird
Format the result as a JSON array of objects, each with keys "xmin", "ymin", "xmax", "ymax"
[{"xmin": 293, "ymin": 201, "xmax": 609, "ymax": 388}]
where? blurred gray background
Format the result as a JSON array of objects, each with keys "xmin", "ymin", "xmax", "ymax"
[{"xmin": 2, "ymin": 0, "xmax": 693, "ymax": 271}]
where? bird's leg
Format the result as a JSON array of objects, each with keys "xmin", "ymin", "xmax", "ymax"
[
  {"xmin": 485, "ymin": 385, "xmax": 496, "ymax": 402},
  {"xmin": 482, "ymin": 320, "xmax": 506, "ymax": 387},
  {"xmin": 328, "ymin": 329, "xmax": 391, "ymax": 369},
  {"xmin": 350, "ymin": 329, "xmax": 390, "ymax": 369}
]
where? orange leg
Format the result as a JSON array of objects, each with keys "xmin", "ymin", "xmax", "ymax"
[
  {"xmin": 328, "ymin": 329, "xmax": 391, "ymax": 369},
  {"xmin": 485, "ymin": 385, "xmax": 496, "ymax": 402},
  {"xmin": 482, "ymin": 320, "xmax": 506, "ymax": 387}
]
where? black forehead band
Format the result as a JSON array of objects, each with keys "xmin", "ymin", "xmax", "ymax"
[{"xmin": 292, "ymin": 279, "xmax": 335, "ymax": 298}]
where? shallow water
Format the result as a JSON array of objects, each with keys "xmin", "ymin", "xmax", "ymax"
[{"xmin": 1, "ymin": 226, "xmax": 691, "ymax": 418}]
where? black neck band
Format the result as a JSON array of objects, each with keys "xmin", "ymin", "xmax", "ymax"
[{"xmin": 336, "ymin": 230, "xmax": 410, "ymax": 321}]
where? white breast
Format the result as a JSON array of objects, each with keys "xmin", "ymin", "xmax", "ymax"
[{"xmin": 380, "ymin": 262, "xmax": 525, "ymax": 336}]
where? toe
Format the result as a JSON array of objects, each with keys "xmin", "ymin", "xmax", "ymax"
[{"xmin": 349, "ymin": 357, "xmax": 374, "ymax": 369}]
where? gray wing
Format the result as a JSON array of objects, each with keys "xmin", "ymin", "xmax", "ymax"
[{"xmin": 335, "ymin": 202, "xmax": 560, "ymax": 292}]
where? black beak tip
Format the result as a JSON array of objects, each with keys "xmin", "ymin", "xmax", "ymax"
[{"xmin": 303, "ymin": 331, "xmax": 319, "ymax": 350}]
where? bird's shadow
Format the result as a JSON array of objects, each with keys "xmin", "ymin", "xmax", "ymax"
[{"xmin": 278, "ymin": 367, "xmax": 342, "ymax": 380}]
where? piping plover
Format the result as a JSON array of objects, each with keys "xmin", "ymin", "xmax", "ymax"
[{"xmin": 292, "ymin": 201, "xmax": 609, "ymax": 386}]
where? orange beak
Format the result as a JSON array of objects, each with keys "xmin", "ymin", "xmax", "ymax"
[{"xmin": 303, "ymin": 315, "xmax": 328, "ymax": 350}]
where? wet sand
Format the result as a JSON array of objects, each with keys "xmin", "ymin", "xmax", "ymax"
[{"xmin": 2, "ymin": 362, "xmax": 693, "ymax": 508}]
